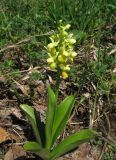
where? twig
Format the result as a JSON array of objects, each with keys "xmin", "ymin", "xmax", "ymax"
[
  {"xmin": 0, "ymin": 99, "xmax": 17, "ymax": 102},
  {"xmin": 8, "ymin": 142, "xmax": 24, "ymax": 146},
  {"xmin": 0, "ymin": 30, "xmax": 54, "ymax": 52}
]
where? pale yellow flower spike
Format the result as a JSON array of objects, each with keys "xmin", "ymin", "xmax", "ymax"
[{"xmin": 47, "ymin": 22, "xmax": 77, "ymax": 79}]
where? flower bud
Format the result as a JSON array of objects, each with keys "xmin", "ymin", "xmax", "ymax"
[
  {"xmin": 71, "ymin": 51, "xmax": 77, "ymax": 57},
  {"xmin": 62, "ymin": 71, "xmax": 68, "ymax": 79},
  {"xmin": 65, "ymin": 24, "xmax": 71, "ymax": 30},
  {"xmin": 63, "ymin": 51, "xmax": 69, "ymax": 56},
  {"xmin": 50, "ymin": 62, "xmax": 56, "ymax": 69},
  {"xmin": 58, "ymin": 55, "xmax": 65, "ymax": 62},
  {"xmin": 47, "ymin": 57, "xmax": 54, "ymax": 63},
  {"xmin": 64, "ymin": 65, "xmax": 70, "ymax": 71},
  {"xmin": 62, "ymin": 31, "xmax": 68, "ymax": 36},
  {"xmin": 47, "ymin": 42, "xmax": 58, "ymax": 49},
  {"xmin": 69, "ymin": 39, "xmax": 76, "ymax": 44}
]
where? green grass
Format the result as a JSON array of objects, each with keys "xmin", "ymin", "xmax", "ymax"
[{"xmin": 0, "ymin": 0, "xmax": 115, "ymax": 45}]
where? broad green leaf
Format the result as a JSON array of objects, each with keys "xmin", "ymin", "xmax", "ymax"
[
  {"xmin": 20, "ymin": 104, "xmax": 42, "ymax": 147},
  {"xmin": 50, "ymin": 129, "xmax": 96, "ymax": 160},
  {"xmin": 24, "ymin": 141, "xmax": 51, "ymax": 159},
  {"xmin": 45, "ymin": 85, "xmax": 56, "ymax": 149},
  {"xmin": 24, "ymin": 141, "xmax": 41, "ymax": 151},
  {"xmin": 51, "ymin": 95, "xmax": 75, "ymax": 146}
]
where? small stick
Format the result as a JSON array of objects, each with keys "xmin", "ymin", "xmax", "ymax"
[{"xmin": 0, "ymin": 30, "xmax": 54, "ymax": 52}]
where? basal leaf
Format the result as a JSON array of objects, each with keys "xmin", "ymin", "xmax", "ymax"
[
  {"xmin": 24, "ymin": 141, "xmax": 51, "ymax": 159},
  {"xmin": 20, "ymin": 104, "xmax": 42, "ymax": 147},
  {"xmin": 45, "ymin": 85, "xmax": 56, "ymax": 149},
  {"xmin": 24, "ymin": 141, "xmax": 41, "ymax": 151},
  {"xmin": 50, "ymin": 129, "xmax": 96, "ymax": 160},
  {"xmin": 51, "ymin": 95, "xmax": 75, "ymax": 146}
]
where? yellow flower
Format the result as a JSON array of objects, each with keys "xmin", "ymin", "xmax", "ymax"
[
  {"xmin": 58, "ymin": 55, "xmax": 65, "ymax": 62},
  {"xmin": 50, "ymin": 62, "xmax": 56, "ymax": 69},
  {"xmin": 65, "ymin": 24, "xmax": 71, "ymax": 30},
  {"xmin": 62, "ymin": 30, "xmax": 68, "ymax": 36},
  {"xmin": 47, "ymin": 57, "xmax": 54, "ymax": 63},
  {"xmin": 70, "ymin": 58, "xmax": 73, "ymax": 62},
  {"xmin": 71, "ymin": 51, "xmax": 77, "ymax": 57},
  {"xmin": 63, "ymin": 65, "xmax": 70, "ymax": 71},
  {"xmin": 63, "ymin": 50, "xmax": 69, "ymax": 56},
  {"xmin": 69, "ymin": 33, "xmax": 73, "ymax": 38},
  {"xmin": 47, "ymin": 42, "xmax": 58, "ymax": 50},
  {"xmin": 62, "ymin": 71, "xmax": 68, "ymax": 79},
  {"xmin": 68, "ymin": 39, "xmax": 76, "ymax": 44}
]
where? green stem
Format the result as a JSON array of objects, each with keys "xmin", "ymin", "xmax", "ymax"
[{"xmin": 55, "ymin": 69, "xmax": 60, "ymax": 103}]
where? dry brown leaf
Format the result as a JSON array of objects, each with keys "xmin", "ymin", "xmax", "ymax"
[
  {"xmin": 71, "ymin": 143, "xmax": 100, "ymax": 160},
  {"xmin": 13, "ymin": 80, "xmax": 29, "ymax": 96},
  {"xmin": 0, "ymin": 127, "xmax": 22, "ymax": 144},
  {"xmin": 11, "ymin": 108, "xmax": 22, "ymax": 119},
  {"xmin": 0, "ymin": 109, "xmax": 12, "ymax": 118},
  {"xmin": 48, "ymin": 75, "xmax": 56, "ymax": 85},
  {"xmin": 37, "ymin": 81, "xmax": 45, "ymax": 95},
  {"xmin": 4, "ymin": 145, "xmax": 26, "ymax": 160},
  {"xmin": 0, "ymin": 127, "xmax": 10, "ymax": 143}
]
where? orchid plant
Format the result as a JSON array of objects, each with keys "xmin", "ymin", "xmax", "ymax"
[{"xmin": 20, "ymin": 22, "xmax": 95, "ymax": 160}]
